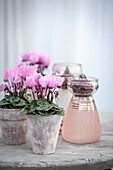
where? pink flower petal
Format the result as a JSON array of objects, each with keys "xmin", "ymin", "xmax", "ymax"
[
  {"xmin": 0, "ymin": 84, "xmax": 7, "ymax": 92},
  {"xmin": 16, "ymin": 60, "xmax": 24, "ymax": 67},
  {"xmin": 39, "ymin": 76, "xmax": 48, "ymax": 88},
  {"xmin": 4, "ymin": 69, "xmax": 9, "ymax": 82},
  {"xmin": 47, "ymin": 75, "xmax": 57, "ymax": 89},
  {"xmin": 26, "ymin": 75, "xmax": 37, "ymax": 88},
  {"xmin": 29, "ymin": 53, "xmax": 39, "ymax": 64},
  {"xmin": 26, "ymin": 65, "xmax": 37, "ymax": 76},
  {"xmin": 33, "ymin": 73, "xmax": 42, "ymax": 84},
  {"xmin": 57, "ymin": 77, "xmax": 65, "ymax": 88}
]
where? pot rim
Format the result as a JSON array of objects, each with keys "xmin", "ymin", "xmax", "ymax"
[
  {"xmin": 27, "ymin": 114, "xmax": 62, "ymax": 118},
  {"xmin": 0, "ymin": 108, "xmax": 21, "ymax": 111}
]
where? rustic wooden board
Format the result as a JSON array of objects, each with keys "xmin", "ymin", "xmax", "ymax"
[{"xmin": 0, "ymin": 112, "xmax": 113, "ymax": 170}]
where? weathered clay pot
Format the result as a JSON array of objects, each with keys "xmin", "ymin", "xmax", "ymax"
[
  {"xmin": 0, "ymin": 109, "xmax": 28, "ymax": 145},
  {"xmin": 27, "ymin": 114, "xmax": 62, "ymax": 154}
]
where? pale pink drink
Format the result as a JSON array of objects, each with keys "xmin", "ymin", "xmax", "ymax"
[{"xmin": 62, "ymin": 75, "xmax": 101, "ymax": 144}]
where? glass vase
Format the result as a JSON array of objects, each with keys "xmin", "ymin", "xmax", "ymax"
[
  {"xmin": 53, "ymin": 63, "xmax": 82, "ymax": 134},
  {"xmin": 53, "ymin": 63, "xmax": 82, "ymax": 112},
  {"xmin": 62, "ymin": 75, "xmax": 101, "ymax": 143}
]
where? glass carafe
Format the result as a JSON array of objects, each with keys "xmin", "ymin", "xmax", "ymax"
[
  {"xmin": 53, "ymin": 63, "xmax": 82, "ymax": 134},
  {"xmin": 62, "ymin": 75, "xmax": 101, "ymax": 143},
  {"xmin": 53, "ymin": 63, "xmax": 82, "ymax": 112}
]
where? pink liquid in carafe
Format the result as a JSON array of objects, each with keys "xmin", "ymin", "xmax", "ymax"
[{"xmin": 62, "ymin": 97, "xmax": 101, "ymax": 144}]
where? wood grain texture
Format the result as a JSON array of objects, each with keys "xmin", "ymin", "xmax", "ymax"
[{"xmin": 0, "ymin": 112, "xmax": 113, "ymax": 170}]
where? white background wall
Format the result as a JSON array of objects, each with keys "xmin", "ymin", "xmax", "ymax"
[{"xmin": 0, "ymin": 0, "xmax": 113, "ymax": 113}]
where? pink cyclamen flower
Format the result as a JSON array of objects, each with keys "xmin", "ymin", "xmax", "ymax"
[
  {"xmin": 37, "ymin": 54, "xmax": 45, "ymax": 64},
  {"xmin": 19, "ymin": 66, "xmax": 28, "ymax": 78},
  {"xmin": 39, "ymin": 76, "xmax": 48, "ymax": 88},
  {"xmin": 4, "ymin": 69, "xmax": 9, "ymax": 82},
  {"xmin": 16, "ymin": 60, "xmax": 24, "ymax": 67},
  {"xmin": 26, "ymin": 75, "xmax": 37, "ymax": 88},
  {"xmin": 26, "ymin": 65, "xmax": 37, "ymax": 76},
  {"xmin": 0, "ymin": 84, "xmax": 7, "ymax": 92},
  {"xmin": 42, "ymin": 88, "xmax": 46, "ymax": 96},
  {"xmin": 43, "ymin": 54, "xmax": 51, "ymax": 67},
  {"xmin": 57, "ymin": 77, "xmax": 65, "ymax": 88},
  {"xmin": 47, "ymin": 75, "xmax": 57, "ymax": 89},
  {"xmin": 9, "ymin": 67, "xmax": 21, "ymax": 84},
  {"xmin": 21, "ymin": 51, "xmax": 32, "ymax": 62},
  {"xmin": 33, "ymin": 73, "xmax": 42, "ymax": 84},
  {"xmin": 29, "ymin": 53, "xmax": 39, "ymax": 64}
]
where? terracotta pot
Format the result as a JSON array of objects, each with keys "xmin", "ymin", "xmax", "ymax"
[
  {"xmin": 0, "ymin": 108, "xmax": 28, "ymax": 145},
  {"xmin": 27, "ymin": 114, "xmax": 62, "ymax": 154}
]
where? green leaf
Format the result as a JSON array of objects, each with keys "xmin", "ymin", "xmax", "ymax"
[
  {"xmin": 21, "ymin": 99, "xmax": 65, "ymax": 116},
  {"xmin": 5, "ymin": 95, "xmax": 20, "ymax": 104},
  {"xmin": 36, "ymin": 99, "xmax": 53, "ymax": 111},
  {"xmin": 0, "ymin": 98, "xmax": 10, "ymax": 106},
  {"xmin": 50, "ymin": 102, "xmax": 60, "ymax": 109},
  {"xmin": 32, "ymin": 110, "xmax": 39, "ymax": 115},
  {"xmin": 1, "ymin": 94, "xmax": 30, "ymax": 109},
  {"xmin": 23, "ymin": 93, "xmax": 33, "ymax": 103},
  {"xmin": 5, "ymin": 95, "xmax": 12, "ymax": 102},
  {"xmin": 8, "ymin": 104, "xmax": 17, "ymax": 109},
  {"xmin": 21, "ymin": 107, "xmax": 31, "ymax": 114},
  {"xmin": 49, "ymin": 101, "xmax": 65, "ymax": 116},
  {"xmin": 21, "ymin": 101, "xmax": 37, "ymax": 114},
  {"xmin": 12, "ymin": 99, "xmax": 27, "ymax": 107},
  {"xmin": 50, "ymin": 102, "xmax": 64, "ymax": 111},
  {"xmin": 0, "ymin": 105, "xmax": 10, "ymax": 109},
  {"xmin": 38, "ymin": 110, "xmax": 55, "ymax": 116},
  {"xmin": 35, "ymin": 106, "xmax": 52, "ymax": 111},
  {"xmin": 29, "ymin": 101, "xmax": 37, "ymax": 112},
  {"xmin": 57, "ymin": 109, "xmax": 65, "ymax": 116},
  {"xmin": 10, "ymin": 96, "xmax": 20, "ymax": 103},
  {"xmin": 21, "ymin": 105, "xmax": 39, "ymax": 115}
]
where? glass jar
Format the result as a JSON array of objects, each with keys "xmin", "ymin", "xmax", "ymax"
[
  {"xmin": 53, "ymin": 63, "xmax": 82, "ymax": 112},
  {"xmin": 62, "ymin": 75, "xmax": 101, "ymax": 143},
  {"xmin": 53, "ymin": 63, "xmax": 82, "ymax": 134}
]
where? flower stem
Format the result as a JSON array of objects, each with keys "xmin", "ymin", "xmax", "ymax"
[
  {"xmin": 47, "ymin": 89, "xmax": 51, "ymax": 102},
  {"xmin": 36, "ymin": 87, "xmax": 39, "ymax": 100},
  {"xmin": 45, "ymin": 87, "xmax": 48, "ymax": 97},
  {"xmin": 32, "ymin": 88, "xmax": 35, "ymax": 100},
  {"xmin": 5, "ymin": 86, "xmax": 11, "ymax": 94},
  {"xmin": 51, "ymin": 92, "xmax": 53, "ymax": 102},
  {"xmin": 15, "ymin": 84, "xmax": 17, "ymax": 96}
]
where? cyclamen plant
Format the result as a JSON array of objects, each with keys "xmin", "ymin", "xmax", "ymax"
[
  {"xmin": 0, "ymin": 65, "xmax": 65, "ymax": 116},
  {"xmin": 16, "ymin": 51, "xmax": 51, "ymax": 73},
  {"xmin": 22, "ymin": 74, "xmax": 65, "ymax": 116},
  {"xmin": 0, "ymin": 65, "xmax": 37, "ymax": 109}
]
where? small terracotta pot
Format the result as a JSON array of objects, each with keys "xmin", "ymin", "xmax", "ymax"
[
  {"xmin": 0, "ymin": 108, "xmax": 28, "ymax": 145},
  {"xmin": 27, "ymin": 114, "xmax": 62, "ymax": 154}
]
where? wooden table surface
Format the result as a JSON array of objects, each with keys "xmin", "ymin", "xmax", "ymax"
[{"xmin": 0, "ymin": 111, "xmax": 113, "ymax": 170}]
